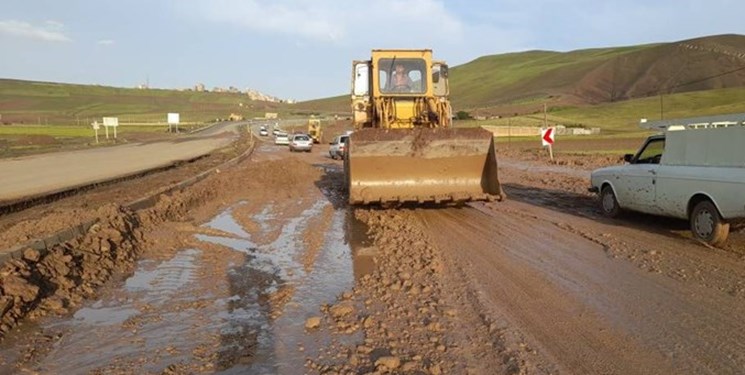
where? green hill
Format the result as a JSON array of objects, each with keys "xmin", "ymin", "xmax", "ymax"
[
  {"xmin": 0, "ymin": 79, "xmax": 289, "ymax": 125},
  {"xmin": 451, "ymin": 34, "xmax": 745, "ymax": 114}
]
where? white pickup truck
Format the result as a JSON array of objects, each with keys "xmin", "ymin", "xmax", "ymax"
[{"xmin": 589, "ymin": 114, "xmax": 745, "ymax": 245}]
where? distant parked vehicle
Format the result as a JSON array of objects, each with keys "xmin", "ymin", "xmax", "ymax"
[
  {"xmin": 328, "ymin": 134, "xmax": 349, "ymax": 160},
  {"xmin": 289, "ymin": 134, "xmax": 313, "ymax": 152},
  {"xmin": 259, "ymin": 128, "xmax": 268, "ymax": 136},
  {"xmin": 589, "ymin": 114, "xmax": 745, "ymax": 245},
  {"xmin": 274, "ymin": 132, "xmax": 290, "ymax": 145}
]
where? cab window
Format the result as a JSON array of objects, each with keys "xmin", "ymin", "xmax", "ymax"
[
  {"xmin": 635, "ymin": 139, "xmax": 665, "ymax": 164},
  {"xmin": 378, "ymin": 58, "xmax": 426, "ymax": 94}
]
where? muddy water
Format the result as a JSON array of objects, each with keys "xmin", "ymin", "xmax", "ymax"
[
  {"xmin": 198, "ymin": 201, "xmax": 365, "ymax": 373},
  {"xmin": 27, "ymin": 248, "xmax": 207, "ymax": 373},
  {"xmin": 0, "ymin": 200, "xmax": 373, "ymax": 373}
]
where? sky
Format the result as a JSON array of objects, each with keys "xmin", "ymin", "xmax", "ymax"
[{"xmin": 0, "ymin": 0, "xmax": 743, "ymax": 101}]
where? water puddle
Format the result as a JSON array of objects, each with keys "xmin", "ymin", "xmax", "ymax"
[
  {"xmin": 21, "ymin": 248, "xmax": 209, "ymax": 374},
  {"xmin": 0, "ymin": 200, "xmax": 375, "ymax": 373},
  {"xmin": 203, "ymin": 202, "xmax": 250, "ymax": 238},
  {"xmin": 196, "ymin": 200, "xmax": 366, "ymax": 373}
]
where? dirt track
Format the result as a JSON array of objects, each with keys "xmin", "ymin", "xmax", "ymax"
[{"xmin": 0, "ymin": 133, "xmax": 743, "ymax": 374}]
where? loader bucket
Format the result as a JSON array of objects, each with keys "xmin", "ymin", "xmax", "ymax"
[{"xmin": 345, "ymin": 127, "xmax": 502, "ymax": 205}]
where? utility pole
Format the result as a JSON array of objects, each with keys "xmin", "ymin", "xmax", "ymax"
[{"xmin": 659, "ymin": 94, "xmax": 664, "ymax": 120}]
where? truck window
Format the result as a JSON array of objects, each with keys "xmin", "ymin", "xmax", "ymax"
[{"xmin": 635, "ymin": 139, "xmax": 665, "ymax": 164}]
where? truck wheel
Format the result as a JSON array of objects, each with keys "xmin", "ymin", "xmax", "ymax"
[
  {"xmin": 690, "ymin": 200, "xmax": 729, "ymax": 246},
  {"xmin": 600, "ymin": 186, "xmax": 621, "ymax": 218}
]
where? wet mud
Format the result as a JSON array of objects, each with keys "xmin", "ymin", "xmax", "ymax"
[{"xmin": 0, "ymin": 135, "xmax": 743, "ymax": 374}]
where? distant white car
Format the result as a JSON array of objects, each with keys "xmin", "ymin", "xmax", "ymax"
[
  {"xmin": 259, "ymin": 128, "xmax": 268, "ymax": 136},
  {"xmin": 289, "ymin": 133, "xmax": 313, "ymax": 152},
  {"xmin": 274, "ymin": 132, "xmax": 289, "ymax": 145}
]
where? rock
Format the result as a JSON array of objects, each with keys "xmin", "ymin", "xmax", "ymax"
[
  {"xmin": 356, "ymin": 345, "xmax": 373, "ymax": 354},
  {"xmin": 329, "ymin": 302, "xmax": 355, "ymax": 319},
  {"xmin": 0, "ymin": 297, "xmax": 14, "ymax": 317},
  {"xmin": 2, "ymin": 275, "xmax": 39, "ymax": 302},
  {"xmin": 305, "ymin": 316, "xmax": 322, "ymax": 330},
  {"xmin": 429, "ymin": 364, "xmax": 442, "ymax": 375},
  {"xmin": 348, "ymin": 354, "xmax": 360, "ymax": 366},
  {"xmin": 41, "ymin": 296, "xmax": 66, "ymax": 314},
  {"xmin": 375, "ymin": 356, "xmax": 401, "ymax": 370},
  {"xmin": 22, "ymin": 249, "xmax": 41, "ymax": 263},
  {"xmin": 42, "ymin": 255, "xmax": 71, "ymax": 277},
  {"xmin": 402, "ymin": 362, "xmax": 418, "ymax": 371}
]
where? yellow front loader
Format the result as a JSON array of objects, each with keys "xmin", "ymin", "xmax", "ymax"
[
  {"xmin": 308, "ymin": 117, "xmax": 322, "ymax": 143},
  {"xmin": 346, "ymin": 49, "xmax": 503, "ymax": 205}
]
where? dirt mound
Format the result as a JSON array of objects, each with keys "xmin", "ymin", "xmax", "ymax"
[
  {"xmin": 0, "ymin": 206, "xmax": 142, "ymax": 335},
  {"xmin": 243, "ymin": 158, "xmax": 322, "ymax": 191},
  {"xmin": 308, "ymin": 209, "xmax": 529, "ymax": 374}
]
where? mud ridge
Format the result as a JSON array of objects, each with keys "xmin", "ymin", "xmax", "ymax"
[
  {"xmin": 307, "ymin": 209, "xmax": 525, "ymax": 374},
  {"xmin": 0, "ymin": 135, "xmax": 257, "ymax": 338}
]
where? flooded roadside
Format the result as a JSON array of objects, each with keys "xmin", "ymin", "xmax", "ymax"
[{"xmin": 0, "ymin": 197, "xmax": 373, "ymax": 373}]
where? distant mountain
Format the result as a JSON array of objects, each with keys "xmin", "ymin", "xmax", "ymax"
[{"xmin": 450, "ymin": 34, "xmax": 745, "ymax": 114}]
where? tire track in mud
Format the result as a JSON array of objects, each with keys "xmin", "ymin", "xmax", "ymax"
[
  {"xmin": 483, "ymin": 196, "xmax": 745, "ymax": 300},
  {"xmin": 415, "ymin": 204, "xmax": 745, "ymax": 374}
]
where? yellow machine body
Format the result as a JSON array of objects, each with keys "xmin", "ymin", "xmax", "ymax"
[{"xmin": 346, "ymin": 49, "xmax": 502, "ymax": 205}]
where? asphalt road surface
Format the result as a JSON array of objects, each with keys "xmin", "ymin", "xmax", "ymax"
[{"xmin": 0, "ymin": 122, "xmax": 244, "ymax": 203}]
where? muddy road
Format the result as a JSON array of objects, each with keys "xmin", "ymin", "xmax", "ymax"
[{"xmin": 0, "ymin": 135, "xmax": 743, "ymax": 374}]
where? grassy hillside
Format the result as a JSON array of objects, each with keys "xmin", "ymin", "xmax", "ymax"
[
  {"xmin": 292, "ymin": 94, "xmax": 349, "ymax": 115},
  {"xmin": 451, "ymin": 34, "xmax": 745, "ymax": 112},
  {"xmin": 459, "ymin": 86, "xmax": 745, "ymax": 134},
  {"xmin": 0, "ymin": 79, "xmax": 292, "ymax": 125}
]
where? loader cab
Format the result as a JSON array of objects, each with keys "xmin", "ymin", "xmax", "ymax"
[
  {"xmin": 378, "ymin": 58, "xmax": 426, "ymax": 95},
  {"xmin": 352, "ymin": 49, "xmax": 452, "ymax": 129}
]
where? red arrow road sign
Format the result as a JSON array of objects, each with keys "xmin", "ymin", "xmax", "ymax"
[{"xmin": 541, "ymin": 127, "xmax": 555, "ymax": 146}]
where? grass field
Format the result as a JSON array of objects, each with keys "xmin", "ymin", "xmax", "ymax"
[
  {"xmin": 0, "ymin": 78, "xmax": 296, "ymax": 125},
  {"xmin": 457, "ymin": 86, "xmax": 745, "ymax": 134},
  {"xmin": 0, "ymin": 124, "xmax": 180, "ymax": 137}
]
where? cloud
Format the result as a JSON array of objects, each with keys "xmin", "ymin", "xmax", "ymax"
[
  {"xmin": 0, "ymin": 20, "xmax": 71, "ymax": 42},
  {"xmin": 97, "ymin": 39, "xmax": 115, "ymax": 46},
  {"xmin": 187, "ymin": 0, "xmax": 462, "ymax": 43}
]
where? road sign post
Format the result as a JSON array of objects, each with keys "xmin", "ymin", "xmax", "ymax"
[
  {"xmin": 92, "ymin": 121, "xmax": 100, "ymax": 144},
  {"xmin": 168, "ymin": 113, "xmax": 180, "ymax": 133},
  {"xmin": 541, "ymin": 127, "xmax": 555, "ymax": 161},
  {"xmin": 103, "ymin": 117, "xmax": 119, "ymax": 139}
]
